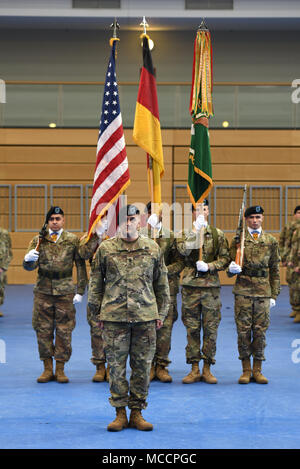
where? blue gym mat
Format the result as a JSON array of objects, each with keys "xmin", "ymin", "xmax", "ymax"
[{"xmin": 0, "ymin": 285, "xmax": 299, "ymax": 449}]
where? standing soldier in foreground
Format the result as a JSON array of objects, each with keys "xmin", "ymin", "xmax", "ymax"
[
  {"xmin": 177, "ymin": 200, "xmax": 230, "ymax": 385},
  {"xmin": 23, "ymin": 206, "xmax": 87, "ymax": 383},
  {"xmin": 228, "ymin": 206, "xmax": 281, "ymax": 384},
  {"xmin": 141, "ymin": 202, "xmax": 183, "ymax": 383},
  {"xmin": 88, "ymin": 204, "xmax": 170, "ymax": 432},
  {"xmin": 279, "ymin": 205, "xmax": 300, "ymax": 318},
  {"xmin": 79, "ymin": 218, "xmax": 109, "ymax": 382},
  {"xmin": 287, "ymin": 224, "xmax": 300, "ymax": 323},
  {"xmin": 0, "ymin": 227, "xmax": 13, "ymax": 317}
]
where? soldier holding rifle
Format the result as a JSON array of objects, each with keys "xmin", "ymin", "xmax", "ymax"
[{"xmin": 228, "ymin": 196, "xmax": 281, "ymax": 384}]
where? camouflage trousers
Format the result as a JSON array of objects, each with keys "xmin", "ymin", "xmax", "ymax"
[
  {"xmin": 87, "ymin": 304, "xmax": 105, "ymax": 365},
  {"xmin": 32, "ymin": 292, "xmax": 76, "ymax": 363},
  {"xmin": 234, "ymin": 294, "xmax": 270, "ymax": 361},
  {"xmin": 0, "ymin": 273, "xmax": 7, "ymax": 306},
  {"xmin": 289, "ymin": 286, "xmax": 300, "ymax": 312},
  {"xmin": 153, "ymin": 295, "xmax": 178, "ymax": 367},
  {"xmin": 181, "ymin": 286, "xmax": 221, "ymax": 365},
  {"xmin": 102, "ymin": 320, "xmax": 156, "ymax": 410}
]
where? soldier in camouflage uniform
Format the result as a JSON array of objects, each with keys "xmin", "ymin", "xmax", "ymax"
[
  {"xmin": 140, "ymin": 202, "xmax": 183, "ymax": 383},
  {"xmin": 228, "ymin": 205, "xmax": 281, "ymax": 384},
  {"xmin": 279, "ymin": 205, "xmax": 300, "ymax": 318},
  {"xmin": 23, "ymin": 206, "xmax": 87, "ymax": 383},
  {"xmin": 88, "ymin": 204, "xmax": 170, "ymax": 432},
  {"xmin": 287, "ymin": 223, "xmax": 300, "ymax": 323},
  {"xmin": 79, "ymin": 219, "xmax": 109, "ymax": 382},
  {"xmin": 177, "ymin": 200, "xmax": 230, "ymax": 385},
  {"xmin": 0, "ymin": 227, "xmax": 13, "ymax": 317}
]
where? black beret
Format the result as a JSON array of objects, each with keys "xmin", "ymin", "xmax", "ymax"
[
  {"xmin": 46, "ymin": 206, "xmax": 64, "ymax": 223},
  {"xmin": 244, "ymin": 205, "xmax": 264, "ymax": 218},
  {"xmin": 146, "ymin": 201, "xmax": 152, "ymax": 213},
  {"xmin": 294, "ymin": 205, "xmax": 300, "ymax": 214},
  {"xmin": 118, "ymin": 204, "xmax": 140, "ymax": 224}
]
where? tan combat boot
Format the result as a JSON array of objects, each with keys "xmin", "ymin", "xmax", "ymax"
[
  {"xmin": 149, "ymin": 364, "xmax": 156, "ymax": 382},
  {"xmin": 107, "ymin": 407, "xmax": 128, "ymax": 432},
  {"xmin": 92, "ymin": 363, "xmax": 106, "ymax": 382},
  {"xmin": 238, "ymin": 358, "xmax": 252, "ymax": 384},
  {"xmin": 182, "ymin": 363, "xmax": 201, "ymax": 384},
  {"xmin": 155, "ymin": 365, "xmax": 172, "ymax": 383},
  {"xmin": 201, "ymin": 362, "xmax": 218, "ymax": 384},
  {"xmin": 55, "ymin": 361, "xmax": 69, "ymax": 383},
  {"xmin": 252, "ymin": 359, "xmax": 268, "ymax": 384},
  {"xmin": 293, "ymin": 313, "xmax": 300, "ymax": 323},
  {"xmin": 0, "ymin": 311, "xmax": 3, "ymax": 317},
  {"xmin": 129, "ymin": 409, "xmax": 153, "ymax": 431},
  {"xmin": 289, "ymin": 311, "xmax": 296, "ymax": 318},
  {"xmin": 37, "ymin": 358, "xmax": 55, "ymax": 383},
  {"xmin": 105, "ymin": 365, "xmax": 110, "ymax": 382}
]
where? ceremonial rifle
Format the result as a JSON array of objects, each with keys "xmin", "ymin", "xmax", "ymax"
[
  {"xmin": 35, "ymin": 220, "xmax": 48, "ymax": 252},
  {"xmin": 234, "ymin": 185, "xmax": 247, "ymax": 267}
]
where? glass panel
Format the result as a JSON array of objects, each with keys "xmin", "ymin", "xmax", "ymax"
[{"xmin": 61, "ymin": 84, "xmax": 102, "ymax": 128}]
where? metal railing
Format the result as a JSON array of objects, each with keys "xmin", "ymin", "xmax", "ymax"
[{"xmin": 0, "ymin": 81, "xmax": 298, "ymax": 129}]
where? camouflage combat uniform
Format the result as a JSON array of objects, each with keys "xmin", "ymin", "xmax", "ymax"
[
  {"xmin": 279, "ymin": 219, "xmax": 300, "ymax": 313},
  {"xmin": 88, "ymin": 234, "xmax": 170, "ymax": 410},
  {"xmin": 229, "ymin": 230, "xmax": 281, "ymax": 361},
  {"xmin": 177, "ymin": 226, "xmax": 230, "ymax": 365},
  {"xmin": 0, "ymin": 228, "xmax": 13, "ymax": 309},
  {"xmin": 79, "ymin": 233, "xmax": 106, "ymax": 366},
  {"xmin": 23, "ymin": 230, "xmax": 87, "ymax": 362},
  {"xmin": 140, "ymin": 226, "xmax": 183, "ymax": 367},
  {"xmin": 287, "ymin": 226, "xmax": 300, "ymax": 315}
]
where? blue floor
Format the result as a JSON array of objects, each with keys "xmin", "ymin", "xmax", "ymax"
[{"xmin": 0, "ymin": 285, "xmax": 300, "ymax": 449}]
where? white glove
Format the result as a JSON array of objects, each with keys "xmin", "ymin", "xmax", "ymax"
[
  {"xmin": 270, "ymin": 298, "xmax": 276, "ymax": 308},
  {"xmin": 228, "ymin": 261, "xmax": 242, "ymax": 274},
  {"xmin": 24, "ymin": 249, "xmax": 39, "ymax": 262},
  {"xmin": 147, "ymin": 214, "xmax": 162, "ymax": 231},
  {"xmin": 95, "ymin": 219, "xmax": 108, "ymax": 238},
  {"xmin": 196, "ymin": 261, "xmax": 209, "ymax": 272},
  {"xmin": 193, "ymin": 214, "xmax": 208, "ymax": 231},
  {"xmin": 73, "ymin": 294, "xmax": 83, "ymax": 304}
]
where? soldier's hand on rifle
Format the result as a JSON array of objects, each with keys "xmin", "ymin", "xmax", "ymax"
[
  {"xmin": 156, "ymin": 319, "xmax": 163, "ymax": 330},
  {"xmin": 95, "ymin": 219, "xmax": 108, "ymax": 238},
  {"xmin": 196, "ymin": 260, "xmax": 209, "ymax": 272},
  {"xmin": 193, "ymin": 214, "xmax": 207, "ymax": 231},
  {"xmin": 147, "ymin": 213, "xmax": 162, "ymax": 231},
  {"xmin": 270, "ymin": 298, "xmax": 276, "ymax": 308},
  {"xmin": 229, "ymin": 261, "xmax": 242, "ymax": 275},
  {"xmin": 24, "ymin": 249, "xmax": 39, "ymax": 262},
  {"xmin": 73, "ymin": 294, "xmax": 83, "ymax": 304}
]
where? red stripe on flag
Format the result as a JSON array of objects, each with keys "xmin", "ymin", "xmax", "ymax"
[
  {"xmin": 95, "ymin": 125, "xmax": 125, "ymax": 165},
  {"xmin": 136, "ymin": 67, "xmax": 159, "ymax": 120},
  {"xmin": 91, "ymin": 148, "xmax": 128, "ymax": 195}
]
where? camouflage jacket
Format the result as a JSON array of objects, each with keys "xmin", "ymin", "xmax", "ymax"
[
  {"xmin": 139, "ymin": 226, "xmax": 183, "ymax": 296},
  {"xmin": 177, "ymin": 225, "xmax": 230, "ymax": 288},
  {"xmin": 0, "ymin": 228, "xmax": 13, "ymax": 271},
  {"xmin": 287, "ymin": 226, "xmax": 300, "ymax": 287},
  {"xmin": 78, "ymin": 233, "xmax": 100, "ymax": 261},
  {"xmin": 279, "ymin": 219, "xmax": 300, "ymax": 263},
  {"xmin": 23, "ymin": 230, "xmax": 87, "ymax": 296},
  {"xmin": 87, "ymin": 234, "xmax": 170, "ymax": 323},
  {"xmin": 229, "ymin": 230, "xmax": 281, "ymax": 298}
]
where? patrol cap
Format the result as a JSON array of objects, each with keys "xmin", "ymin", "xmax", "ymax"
[
  {"xmin": 244, "ymin": 205, "xmax": 264, "ymax": 218},
  {"xmin": 191, "ymin": 199, "xmax": 209, "ymax": 212},
  {"xmin": 118, "ymin": 204, "xmax": 140, "ymax": 224},
  {"xmin": 46, "ymin": 206, "xmax": 64, "ymax": 223},
  {"xmin": 294, "ymin": 205, "xmax": 300, "ymax": 214}
]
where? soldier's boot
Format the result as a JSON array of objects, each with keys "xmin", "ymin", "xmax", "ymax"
[
  {"xmin": 149, "ymin": 364, "xmax": 156, "ymax": 382},
  {"xmin": 92, "ymin": 363, "xmax": 106, "ymax": 382},
  {"xmin": 252, "ymin": 359, "xmax": 268, "ymax": 384},
  {"xmin": 55, "ymin": 361, "xmax": 69, "ymax": 383},
  {"xmin": 107, "ymin": 407, "xmax": 128, "ymax": 432},
  {"xmin": 0, "ymin": 311, "xmax": 3, "ymax": 317},
  {"xmin": 293, "ymin": 313, "xmax": 300, "ymax": 323},
  {"xmin": 182, "ymin": 362, "xmax": 201, "ymax": 384},
  {"xmin": 155, "ymin": 365, "xmax": 172, "ymax": 383},
  {"xmin": 105, "ymin": 365, "xmax": 110, "ymax": 382},
  {"xmin": 37, "ymin": 358, "xmax": 55, "ymax": 383},
  {"xmin": 289, "ymin": 311, "xmax": 296, "ymax": 318},
  {"xmin": 201, "ymin": 362, "xmax": 218, "ymax": 384},
  {"xmin": 129, "ymin": 409, "xmax": 153, "ymax": 431},
  {"xmin": 238, "ymin": 358, "xmax": 252, "ymax": 384}
]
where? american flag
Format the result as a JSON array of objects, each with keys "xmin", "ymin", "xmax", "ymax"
[{"xmin": 87, "ymin": 39, "xmax": 130, "ymax": 240}]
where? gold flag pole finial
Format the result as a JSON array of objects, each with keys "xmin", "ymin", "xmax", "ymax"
[
  {"xmin": 109, "ymin": 18, "xmax": 120, "ymax": 47},
  {"xmin": 140, "ymin": 16, "xmax": 149, "ymax": 35},
  {"xmin": 198, "ymin": 18, "xmax": 209, "ymax": 31}
]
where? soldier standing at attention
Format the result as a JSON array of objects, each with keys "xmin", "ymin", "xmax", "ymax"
[
  {"xmin": 279, "ymin": 205, "xmax": 300, "ymax": 318},
  {"xmin": 287, "ymin": 223, "xmax": 300, "ymax": 323},
  {"xmin": 228, "ymin": 206, "xmax": 280, "ymax": 384},
  {"xmin": 23, "ymin": 206, "xmax": 87, "ymax": 383},
  {"xmin": 140, "ymin": 202, "xmax": 183, "ymax": 383},
  {"xmin": 0, "ymin": 227, "xmax": 13, "ymax": 317},
  {"xmin": 88, "ymin": 204, "xmax": 170, "ymax": 432},
  {"xmin": 177, "ymin": 200, "xmax": 230, "ymax": 385},
  {"xmin": 79, "ymin": 218, "xmax": 109, "ymax": 383}
]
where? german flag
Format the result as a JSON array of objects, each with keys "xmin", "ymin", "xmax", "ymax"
[{"xmin": 133, "ymin": 35, "xmax": 164, "ymax": 207}]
